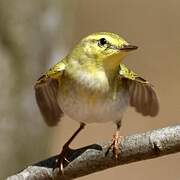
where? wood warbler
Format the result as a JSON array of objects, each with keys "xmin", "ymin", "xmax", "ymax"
[{"xmin": 34, "ymin": 32, "xmax": 159, "ymax": 168}]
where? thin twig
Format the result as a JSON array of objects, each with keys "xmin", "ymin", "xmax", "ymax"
[{"xmin": 6, "ymin": 125, "xmax": 180, "ymax": 180}]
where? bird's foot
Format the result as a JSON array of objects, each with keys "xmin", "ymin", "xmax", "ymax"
[
  {"xmin": 112, "ymin": 133, "xmax": 121, "ymax": 159},
  {"xmin": 106, "ymin": 132, "xmax": 122, "ymax": 159},
  {"xmin": 54, "ymin": 144, "xmax": 71, "ymax": 174},
  {"xmin": 54, "ymin": 123, "xmax": 85, "ymax": 174}
]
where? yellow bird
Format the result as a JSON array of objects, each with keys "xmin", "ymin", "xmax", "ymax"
[{"xmin": 34, "ymin": 32, "xmax": 159, "ymax": 167}]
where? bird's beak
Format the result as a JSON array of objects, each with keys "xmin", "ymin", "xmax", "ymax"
[{"xmin": 120, "ymin": 44, "xmax": 138, "ymax": 52}]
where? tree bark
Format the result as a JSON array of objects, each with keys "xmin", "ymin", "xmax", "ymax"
[{"xmin": 6, "ymin": 125, "xmax": 180, "ymax": 180}]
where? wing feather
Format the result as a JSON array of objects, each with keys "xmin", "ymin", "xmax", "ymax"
[
  {"xmin": 34, "ymin": 62, "xmax": 65, "ymax": 126},
  {"xmin": 119, "ymin": 64, "xmax": 159, "ymax": 117}
]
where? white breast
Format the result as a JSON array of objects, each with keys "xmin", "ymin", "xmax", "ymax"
[
  {"xmin": 58, "ymin": 70, "xmax": 129, "ymax": 124},
  {"xmin": 59, "ymin": 90, "xmax": 129, "ymax": 124}
]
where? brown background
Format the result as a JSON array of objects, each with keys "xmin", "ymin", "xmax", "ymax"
[{"xmin": 0, "ymin": 0, "xmax": 180, "ymax": 179}]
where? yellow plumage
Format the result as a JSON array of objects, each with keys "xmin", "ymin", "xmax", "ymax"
[{"xmin": 34, "ymin": 32, "xmax": 159, "ymax": 163}]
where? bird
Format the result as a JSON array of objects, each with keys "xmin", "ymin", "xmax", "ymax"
[{"xmin": 34, "ymin": 32, "xmax": 159, "ymax": 169}]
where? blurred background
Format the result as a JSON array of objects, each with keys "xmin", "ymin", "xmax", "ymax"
[{"xmin": 0, "ymin": 0, "xmax": 180, "ymax": 179}]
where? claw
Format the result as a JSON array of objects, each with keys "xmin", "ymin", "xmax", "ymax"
[
  {"xmin": 106, "ymin": 131, "xmax": 122, "ymax": 159},
  {"xmin": 112, "ymin": 133, "xmax": 120, "ymax": 159},
  {"xmin": 53, "ymin": 145, "xmax": 71, "ymax": 174}
]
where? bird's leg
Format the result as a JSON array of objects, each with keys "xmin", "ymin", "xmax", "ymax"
[
  {"xmin": 56, "ymin": 122, "xmax": 85, "ymax": 172},
  {"xmin": 106, "ymin": 121, "xmax": 122, "ymax": 159}
]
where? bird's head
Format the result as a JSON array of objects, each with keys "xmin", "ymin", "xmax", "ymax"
[{"xmin": 69, "ymin": 32, "xmax": 138, "ymax": 72}]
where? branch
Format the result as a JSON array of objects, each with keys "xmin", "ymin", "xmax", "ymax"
[{"xmin": 7, "ymin": 125, "xmax": 180, "ymax": 180}]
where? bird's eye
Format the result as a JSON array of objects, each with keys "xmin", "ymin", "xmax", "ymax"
[{"xmin": 98, "ymin": 38, "xmax": 107, "ymax": 47}]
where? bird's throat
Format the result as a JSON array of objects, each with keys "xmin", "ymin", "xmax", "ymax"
[
  {"xmin": 66, "ymin": 54, "xmax": 125, "ymax": 92},
  {"xmin": 103, "ymin": 53, "xmax": 125, "ymax": 72},
  {"xmin": 103, "ymin": 53, "xmax": 126, "ymax": 81}
]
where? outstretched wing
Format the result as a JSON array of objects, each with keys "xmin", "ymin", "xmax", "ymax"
[
  {"xmin": 34, "ymin": 61, "xmax": 65, "ymax": 126},
  {"xmin": 119, "ymin": 64, "xmax": 159, "ymax": 117}
]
